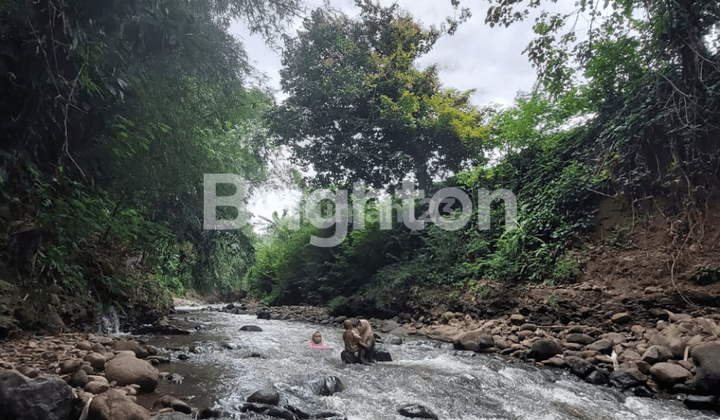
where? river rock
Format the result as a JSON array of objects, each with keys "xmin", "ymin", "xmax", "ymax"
[
  {"xmin": 198, "ymin": 408, "xmax": 229, "ymax": 419},
  {"xmin": 90, "ymin": 389, "xmax": 150, "ymax": 420},
  {"xmin": 240, "ymin": 325, "xmax": 263, "ymax": 332},
  {"xmin": 381, "ymin": 320, "xmax": 400, "ymax": 333},
  {"xmin": 0, "ymin": 370, "xmax": 73, "ymax": 420},
  {"xmin": 603, "ymin": 332, "xmax": 627, "ymax": 345},
  {"xmin": 517, "ymin": 330, "xmax": 534, "ymax": 340},
  {"xmin": 151, "ymin": 413, "xmax": 193, "ymax": 420},
  {"xmin": 84, "ymin": 380, "xmax": 110, "ymax": 394},
  {"xmin": 683, "ymin": 395, "xmax": 720, "ymax": 411},
  {"xmin": 565, "ymin": 356, "xmax": 595, "ymax": 378},
  {"xmin": 247, "ymin": 387, "xmax": 280, "ymax": 405},
  {"xmin": 91, "ymin": 343, "xmax": 107, "ymax": 353},
  {"xmin": 257, "ymin": 311, "xmax": 271, "ymax": 320},
  {"xmin": 389, "ymin": 326, "xmax": 408, "ymax": 337},
  {"xmin": 609, "ymin": 367, "xmax": 647, "ymax": 390},
  {"xmin": 641, "ymin": 345, "xmax": 673, "ymax": 364},
  {"xmin": 105, "ymin": 352, "xmax": 159, "ymax": 392},
  {"xmin": 384, "ymin": 335, "xmax": 403, "ymax": 345},
  {"xmin": 241, "ymin": 403, "xmax": 297, "ymax": 419},
  {"xmin": 566, "ymin": 333, "xmax": 595, "ymax": 345},
  {"xmin": 617, "ymin": 350, "xmax": 641, "ymax": 363},
  {"xmin": 611, "ymin": 312, "xmax": 632, "ymax": 324},
  {"xmin": 586, "ymin": 339, "xmax": 613, "ymax": 354},
  {"xmin": 308, "ymin": 376, "xmax": 345, "ymax": 396},
  {"xmin": 69, "ymin": 369, "xmax": 89, "ymax": 388},
  {"xmin": 113, "ymin": 340, "xmax": 149, "ymax": 359},
  {"xmin": 649, "ymin": 362, "xmax": 693, "ymax": 387},
  {"xmin": 526, "ymin": 339, "xmax": 562, "ymax": 361},
  {"xmin": 84, "ymin": 352, "xmax": 107, "ymax": 371},
  {"xmin": 537, "ymin": 356, "xmax": 563, "ymax": 368},
  {"xmin": 16, "ymin": 366, "xmax": 39, "ymax": 378},
  {"xmin": 397, "ymin": 403, "xmax": 439, "ymax": 419},
  {"xmin": 691, "ymin": 341, "xmax": 720, "ymax": 395},
  {"xmin": 585, "ymin": 369, "xmax": 609, "ymax": 385},
  {"xmin": 454, "ymin": 330, "xmax": 494, "ymax": 351},
  {"xmin": 374, "ymin": 346, "xmax": 393, "ymax": 362},
  {"xmin": 649, "ymin": 318, "xmax": 720, "ymax": 352},
  {"xmin": 76, "ymin": 340, "xmax": 93, "ymax": 351},
  {"xmin": 59, "ymin": 358, "xmax": 83, "ymax": 374},
  {"xmin": 426, "ymin": 325, "xmax": 460, "ymax": 342},
  {"xmin": 154, "ymin": 395, "xmax": 193, "ymax": 414}
]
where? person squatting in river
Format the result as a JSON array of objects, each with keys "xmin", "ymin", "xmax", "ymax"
[{"xmin": 341, "ymin": 319, "xmax": 369, "ymax": 364}]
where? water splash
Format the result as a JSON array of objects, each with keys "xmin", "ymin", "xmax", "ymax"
[{"xmin": 96, "ymin": 306, "xmax": 120, "ymax": 335}]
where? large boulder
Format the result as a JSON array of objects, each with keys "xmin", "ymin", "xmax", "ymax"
[
  {"xmin": 691, "ymin": 341, "xmax": 720, "ymax": 395},
  {"xmin": 453, "ymin": 330, "xmax": 494, "ymax": 351},
  {"xmin": 308, "ymin": 376, "xmax": 345, "ymax": 396},
  {"xmin": 527, "ymin": 339, "xmax": 562, "ymax": 361},
  {"xmin": 89, "ymin": 389, "xmax": 150, "ymax": 420},
  {"xmin": 0, "ymin": 370, "xmax": 73, "ymax": 420},
  {"xmin": 105, "ymin": 352, "xmax": 159, "ymax": 392}
]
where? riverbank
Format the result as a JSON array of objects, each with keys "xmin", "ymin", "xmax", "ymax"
[{"xmin": 0, "ymin": 295, "xmax": 719, "ymax": 419}]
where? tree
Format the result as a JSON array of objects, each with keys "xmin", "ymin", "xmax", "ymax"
[
  {"xmin": 484, "ymin": 0, "xmax": 720, "ymax": 206},
  {"xmin": 0, "ymin": 0, "xmax": 303, "ymax": 300},
  {"xmin": 272, "ymin": 0, "xmax": 482, "ymax": 192}
]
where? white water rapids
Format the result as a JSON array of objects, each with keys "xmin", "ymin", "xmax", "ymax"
[{"xmin": 139, "ymin": 307, "xmax": 719, "ymax": 420}]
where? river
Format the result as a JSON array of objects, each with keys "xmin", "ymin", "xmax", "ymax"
[{"xmin": 136, "ymin": 307, "xmax": 718, "ymax": 420}]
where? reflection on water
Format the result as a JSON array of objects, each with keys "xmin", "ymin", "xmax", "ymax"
[{"xmin": 140, "ymin": 308, "xmax": 718, "ymax": 420}]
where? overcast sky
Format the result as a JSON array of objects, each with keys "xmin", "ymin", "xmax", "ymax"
[
  {"xmin": 229, "ymin": 0, "xmax": 541, "ymax": 231},
  {"xmin": 231, "ymin": 0, "xmax": 538, "ymax": 106}
]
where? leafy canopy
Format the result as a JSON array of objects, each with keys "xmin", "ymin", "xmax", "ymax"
[{"xmin": 272, "ymin": 0, "xmax": 483, "ymax": 191}]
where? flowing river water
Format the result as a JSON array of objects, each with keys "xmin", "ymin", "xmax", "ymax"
[{"xmin": 136, "ymin": 307, "xmax": 718, "ymax": 420}]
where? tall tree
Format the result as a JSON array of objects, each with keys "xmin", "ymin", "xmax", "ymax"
[{"xmin": 272, "ymin": 0, "xmax": 482, "ymax": 192}]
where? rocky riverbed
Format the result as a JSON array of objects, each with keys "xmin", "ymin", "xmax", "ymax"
[
  {"xmin": 0, "ymin": 300, "xmax": 719, "ymax": 419},
  {"xmin": 219, "ymin": 301, "xmax": 720, "ymax": 413}
]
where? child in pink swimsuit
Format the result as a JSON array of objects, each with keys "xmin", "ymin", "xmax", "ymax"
[{"xmin": 307, "ymin": 331, "xmax": 329, "ymax": 349}]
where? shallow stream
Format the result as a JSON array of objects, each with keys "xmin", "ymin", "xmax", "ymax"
[{"xmin": 137, "ymin": 307, "xmax": 718, "ymax": 420}]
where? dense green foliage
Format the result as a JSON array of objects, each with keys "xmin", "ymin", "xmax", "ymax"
[
  {"xmin": 0, "ymin": 0, "xmax": 301, "ymax": 328},
  {"xmin": 247, "ymin": 92, "xmax": 602, "ymax": 308},
  {"xmin": 272, "ymin": 0, "xmax": 478, "ymax": 191},
  {"xmin": 246, "ymin": 0, "xmax": 719, "ymax": 313}
]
